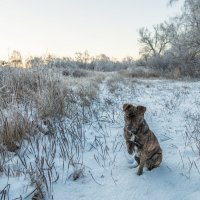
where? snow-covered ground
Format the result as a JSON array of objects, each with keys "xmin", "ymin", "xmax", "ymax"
[{"xmin": 1, "ymin": 75, "xmax": 200, "ymax": 200}]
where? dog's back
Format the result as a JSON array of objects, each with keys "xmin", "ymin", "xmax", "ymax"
[{"xmin": 135, "ymin": 120, "xmax": 162, "ymax": 169}]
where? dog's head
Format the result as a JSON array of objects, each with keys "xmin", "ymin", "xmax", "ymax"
[{"xmin": 123, "ymin": 103, "xmax": 146, "ymax": 138}]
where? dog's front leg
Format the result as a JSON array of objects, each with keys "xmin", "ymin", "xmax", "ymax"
[
  {"xmin": 126, "ymin": 141, "xmax": 134, "ymax": 155},
  {"xmin": 137, "ymin": 153, "xmax": 146, "ymax": 176}
]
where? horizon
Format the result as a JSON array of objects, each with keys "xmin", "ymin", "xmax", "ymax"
[{"xmin": 0, "ymin": 0, "xmax": 183, "ymax": 61}]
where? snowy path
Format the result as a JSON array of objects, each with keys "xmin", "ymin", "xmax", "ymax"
[{"xmin": 53, "ymin": 78, "xmax": 200, "ymax": 200}]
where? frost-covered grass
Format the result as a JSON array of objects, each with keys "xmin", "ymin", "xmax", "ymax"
[{"xmin": 0, "ymin": 67, "xmax": 200, "ymax": 199}]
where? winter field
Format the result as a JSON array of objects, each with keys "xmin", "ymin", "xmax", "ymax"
[{"xmin": 0, "ymin": 66, "xmax": 200, "ymax": 200}]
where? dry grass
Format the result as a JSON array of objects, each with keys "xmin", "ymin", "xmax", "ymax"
[
  {"xmin": 117, "ymin": 67, "xmax": 190, "ymax": 80},
  {"xmin": 36, "ymin": 81, "xmax": 66, "ymax": 119},
  {"xmin": 0, "ymin": 65, "xmax": 105, "ymax": 198},
  {"xmin": 0, "ymin": 111, "xmax": 37, "ymax": 152},
  {"xmin": 0, "ymin": 65, "xmax": 104, "ymax": 165},
  {"xmin": 106, "ymin": 74, "xmax": 124, "ymax": 94}
]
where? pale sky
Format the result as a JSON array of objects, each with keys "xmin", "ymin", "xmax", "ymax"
[{"xmin": 0, "ymin": 0, "xmax": 183, "ymax": 60}]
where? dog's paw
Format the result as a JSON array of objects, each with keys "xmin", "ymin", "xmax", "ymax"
[{"xmin": 137, "ymin": 169, "xmax": 143, "ymax": 176}]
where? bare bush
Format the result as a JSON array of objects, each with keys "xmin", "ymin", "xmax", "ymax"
[
  {"xmin": 0, "ymin": 111, "xmax": 37, "ymax": 152},
  {"xmin": 72, "ymin": 69, "xmax": 88, "ymax": 78},
  {"xmin": 0, "ymin": 184, "xmax": 11, "ymax": 200},
  {"xmin": 36, "ymin": 82, "xmax": 66, "ymax": 119},
  {"xmin": 118, "ymin": 68, "xmax": 160, "ymax": 79},
  {"xmin": 62, "ymin": 70, "xmax": 70, "ymax": 76},
  {"xmin": 183, "ymin": 111, "xmax": 200, "ymax": 177}
]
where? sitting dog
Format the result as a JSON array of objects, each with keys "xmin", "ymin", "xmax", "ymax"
[{"xmin": 123, "ymin": 103, "xmax": 162, "ymax": 175}]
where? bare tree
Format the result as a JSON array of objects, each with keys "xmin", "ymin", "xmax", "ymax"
[
  {"xmin": 9, "ymin": 50, "xmax": 22, "ymax": 67},
  {"xmin": 122, "ymin": 56, "xmax": 135, "ymax": 69},
  {"xmin": 93, "ymin": 54, "xmax": 112, "ymax": 71},
  {"xmin": 182, "ymin": 0, "xmax": 200, "ymax": 58},
  {"xmin": 168, "ymin": 0, "xmax": 179, "ymax": 6},
  {"xmin": 138, "ymin": 23, "xmax": 172, "ymax": 59},
  {"xmin": 25, "ymin": 56, "xmax": 44, "ymax": 68},
  {"xmin": 167, "ymin": 0, "xmax": 200, "ymax": 63},
  {"xmin": 75, "ymin": 51, "xmax": 91, "ymax": 69},
  {"xmin": 137, "ymin": 0, "xmax": 200, "ymax": 75}
]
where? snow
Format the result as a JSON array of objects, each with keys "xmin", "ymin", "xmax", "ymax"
[{"xmin": 1, "ymin": 76, "xmax": 200, "ymax": 199}]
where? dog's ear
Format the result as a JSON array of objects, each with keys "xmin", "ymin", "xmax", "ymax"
[
  {"xmin": 123, "ymin": 103, "xmax": 132, "ymax": 112},
  {"xmin": 137, "ymin": 105, "xmax": 146, "ymax": 114}
]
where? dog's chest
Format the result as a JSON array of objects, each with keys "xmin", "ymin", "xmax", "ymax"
[
  {"xmin": 130, "ymin": 134, "xmax": 141, "ymax": 157},
  {"xmin": 134, "ymin": 145, "xmax": 140, "ymax": 157}
]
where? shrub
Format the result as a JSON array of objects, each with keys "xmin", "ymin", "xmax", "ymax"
[{"xmin": 72, "ymin": 69, "xmax": 88, "ymax": 78}]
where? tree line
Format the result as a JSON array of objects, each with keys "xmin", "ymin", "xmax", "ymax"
[
  {"xmin": 0, "ymin": 50, "xmax": 136, "ymax": 72},
  {"xmin": 138, "ymin": 0, "xmax": 200, "ymax": 76}
]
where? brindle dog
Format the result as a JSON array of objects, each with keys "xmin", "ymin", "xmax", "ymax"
[{"xmin": 123, "ymin": 103, "xmax": 162, "ymax": 175}]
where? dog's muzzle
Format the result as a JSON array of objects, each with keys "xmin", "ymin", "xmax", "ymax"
[{"xmin": 127, "ymin": 125, "xmax": 136, "ymax": 134}]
